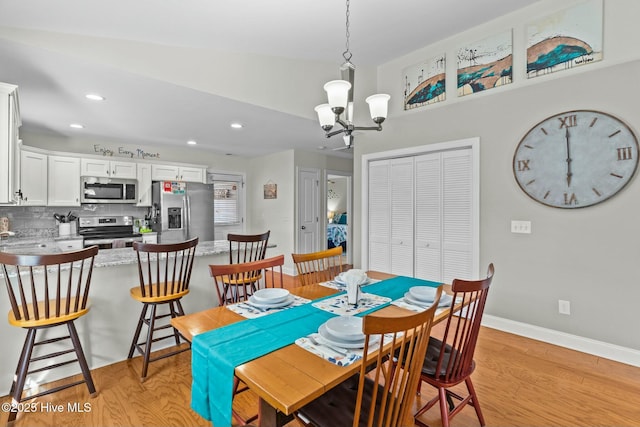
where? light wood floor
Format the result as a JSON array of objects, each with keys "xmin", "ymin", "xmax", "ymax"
[{"xmin": 2, "ymin": 274, "xmax": 639, "ymax": 426}]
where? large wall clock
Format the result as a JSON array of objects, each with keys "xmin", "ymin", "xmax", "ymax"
[{"xmin": 513, "ymin": 110, "xmax": 639, "ymax": 209}]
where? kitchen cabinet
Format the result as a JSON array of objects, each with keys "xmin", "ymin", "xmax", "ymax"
[
  {"xmin": 48, "ymin": 155, "xmax": 81, "ymax": 206},
  {"xmin": 151, "ymin": 164, "xmax": 204, "ymax": 182},
  {"xmin": 136, "ymin": 163, "xmax": 152, "ymax": 206},
  {"xmin": 19, "ymin": 149, "xmax": 48, "ymax": 206},
  {"xmin": 0, "ymin": 82, "xmax": 21, "ymax": 204},
  {"xmin": 81, "ymin": 158, "xmax": 136, "ymax": 179}
]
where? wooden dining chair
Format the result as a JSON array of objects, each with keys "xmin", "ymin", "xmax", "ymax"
[
  {"xmin": 296, "ymin": 286, "xmax": 442, "ymax": 427},
  {"xmin": 0, "ymin": 246, "xmax": 99, "ymax": 424},
  {"xmin": 414, "ymin": 263, "xmax": 494, "ymax": 427},
  {"xmin": 218, "ymin": 230, "xmax": 271, "ymax": 304},
  {"xmin": 291, "ymin": 246, "xmax": 344, "ymax": 286},
  {"xmin": 209, "ymin": 254, "xmax": 285, "ymax": 426},
  {"xmin": 127, "ymin": 237, "xmax": 198, "ymax": 381}
]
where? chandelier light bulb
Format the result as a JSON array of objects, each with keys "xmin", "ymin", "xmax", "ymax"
[
  {"xmin": 366, "ymin": 94, "xmax": 391, "ymax": 124},
  {"xmin": 324, "ymin": 80, "xmax": 351, "ymax": 115},
  {"xmin": 314, "ymin": 104, "xmax": 335, "ymax": 131}
]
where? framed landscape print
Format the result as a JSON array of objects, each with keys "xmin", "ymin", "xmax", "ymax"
[
  {"xmin": 457, "ymin": 29, "xmax": 513, "ymax": 97},
  {"xmin": 526, "ymin": 0, "xmax": 603, "ymax": 78},
  {"xmin": 402, "ymin": 54, "xmax": 446, "ymax": 110}
]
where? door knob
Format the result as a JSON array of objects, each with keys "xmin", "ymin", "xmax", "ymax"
[{"xmin": 301, "ymin": 226, "xmax": 306, "ymax": 229}]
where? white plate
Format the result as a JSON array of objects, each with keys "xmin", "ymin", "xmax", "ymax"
[
  {"xmin": 252, "ymin": 288, "xmax": 290, "ymax": 304},
  {"xmin": 404, "ymin": 292, "xmax": 453, "ymax": 308},
  {"xmin": 325, "ymin": 316, "xmax": 364, "ymax": 341},
  {"xmin": 408, "ymin": 286, "xmax": 438, "ymax": 302},
  {"xmin": 318, "ymin": 323, "xmax": 379, "ymax": 349},
  {"xmin": 247, "ymin": 294, "xmax": 295, "ymax": 309}
]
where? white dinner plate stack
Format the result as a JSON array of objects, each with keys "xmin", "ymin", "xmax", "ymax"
[
  {"xmin": 317, "ymin": 316, "xmax": 378, "ymax": 349},
  {"xmin": 404, "ymin": 286, "xmax": 453, "ymax": 308},
  {"xmin": 247, "ymin": 288, "xmax": 294, "ymax": 309}
]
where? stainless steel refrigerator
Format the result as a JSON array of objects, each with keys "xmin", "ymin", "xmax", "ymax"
[{"xmin": 150, "ymin": 181, "xmax": 215, "ymax": 243}]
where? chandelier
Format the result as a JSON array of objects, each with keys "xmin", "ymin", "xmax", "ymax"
[{"xmin": 314, "ymin": 0, "xmax": 390, "ymax": 148}]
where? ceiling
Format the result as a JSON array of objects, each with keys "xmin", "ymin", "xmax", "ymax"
[{"xmin": 0, "ymin": 0, "xmax": 538, "ymax": 158}]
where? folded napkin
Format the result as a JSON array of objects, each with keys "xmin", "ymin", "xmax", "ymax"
[
  {"xmin": 227, "ymin": 295, "xmax": 310, "ymax": 318},
  {"xmin": 295, "ymin": 334, "xmax": 362, "ymax": 366}
]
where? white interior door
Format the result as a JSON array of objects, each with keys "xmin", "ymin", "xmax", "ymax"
[{"xmin": 297, "ymin": 168, "xmax": 320, "ymax": 254}]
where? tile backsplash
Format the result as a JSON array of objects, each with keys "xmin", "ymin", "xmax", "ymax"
[{"xmin": 0, "ymin": 204, "xmax": 150, "ymax": 239}]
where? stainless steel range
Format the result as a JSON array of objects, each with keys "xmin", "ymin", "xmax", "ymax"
[{"xmin": 78, "ymin": 215, "xmax": 143, "ymax": 249}]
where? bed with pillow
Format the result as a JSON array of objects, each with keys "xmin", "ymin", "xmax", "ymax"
[{"xmin": 327, "ymin": 213, "xmax": 347, "ymax": 252}]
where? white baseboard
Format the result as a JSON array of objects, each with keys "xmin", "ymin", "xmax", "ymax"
[{"xmin": 482, "ymin": 315, "xmax": 640, "ymax": 367}]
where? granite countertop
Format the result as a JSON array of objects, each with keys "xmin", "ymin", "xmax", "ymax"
[
  {"xmin": 0, "ymin": 239, "xmax": 233, "ymax": 268},
  {"xmin": 0, "ymin": 239, "xmax": 277, "ymax": 271}
]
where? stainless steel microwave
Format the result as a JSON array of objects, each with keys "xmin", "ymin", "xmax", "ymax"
[{"xmin": 81, "ymin": 177, "xmax": 137, "ymax": 204}]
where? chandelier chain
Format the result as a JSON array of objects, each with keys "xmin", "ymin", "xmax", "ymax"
[{"xmin": 342, "ymin": 0, "xmax": 352, "ymax": 62}]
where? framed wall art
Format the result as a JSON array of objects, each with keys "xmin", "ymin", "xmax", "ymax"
[
  {"xmin": 526, "ymin": 0, "xmax": 603, "ymax": 78},
  {"xmin": 263, "ymin": 182, "xmax": 277, "ymax": 199},
  {"xmin": 457, "ymin": 29, "xmax": 513, "ymax": 97},
  {"xmin": 402, "ymin": 54, "xmax": 446, "ymax": 110}
]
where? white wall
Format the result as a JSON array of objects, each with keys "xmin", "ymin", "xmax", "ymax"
[{"xmin": 352, "ymin": 0, "xmax": 640, "ymax": 360}]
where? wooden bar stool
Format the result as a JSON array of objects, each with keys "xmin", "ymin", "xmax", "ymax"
[
  {"xmin": 127, "ymin": 237, "xmax": 198, "ymax": 381},
  {"xmin": 0, "ymin": 246, "xmax": 99, "ymax": 424}
]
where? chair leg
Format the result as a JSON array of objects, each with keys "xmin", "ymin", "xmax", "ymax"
[
  {"xmin": 8, "ymin": 328, "xmax": 37, "ymax": 424},
  {"xmin": 140, "ymin": 304, "xmax": 158, "ymax": 381},
  {"xmin": 128, "ymin": 303, "xmax": 149, "ymax": 359},
  {"xmin": 168, "ymin": 302, "xmax": 182, "ymax": 346},
  {"xmin": 465, "ymin": 377, "xmax": 485, "ymax": 426},
  {"xmin": 67, "ymin": 321, "xmax": 97, "ymax": 396},
  {"xmin": 438, "ymin": 387, "xmax": 451, "ymax": 427}
]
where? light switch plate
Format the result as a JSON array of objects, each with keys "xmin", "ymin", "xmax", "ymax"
[{"xmin": 511, "ymin": 220, "xmax": 531, "ymax": 234}]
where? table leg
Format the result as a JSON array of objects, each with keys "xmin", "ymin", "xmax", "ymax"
[{"xmin": 258, "ymin": 398, "xmax": 293, "ymax": 427}]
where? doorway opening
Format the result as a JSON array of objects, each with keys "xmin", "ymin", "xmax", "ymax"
[{"xmin": 326, "ymin": 170, "xmax": 352, "ymax": 265}]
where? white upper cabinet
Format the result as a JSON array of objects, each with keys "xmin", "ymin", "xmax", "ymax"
[
  {"xmin": 136, "ymin": 163, "xmax": 152, "ymax": 207},
  {"xmin": 0, "ymin": 82, "xmax": 21, "ymax": 204},
  {"xmin": 48, "ymin": 155, "xmax": 81, "ymax": 206},
  {"xmin": 151, "ymin": 164, "xmax": 204, "ymax": 182},
  {"xmin": 81, "ymin": 158, "xmax": 137, "ymax": 179},
  {"xmin": 19, "ymin": 149, "xmax": 48, "ymax": 206}
]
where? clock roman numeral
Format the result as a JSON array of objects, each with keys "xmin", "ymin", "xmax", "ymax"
[
  {"xmin": 563, "ymin": 192, "xmax": 578, "ymax": 206},
  {"xmin": 617, "ymin": 147, "xmax": 633, "ymax": 161},
  {"xmin": 517, "ymin": 159, "xmax": 530, "ymax": 171},
  {"xmin": 558, "ymin": 115, "xmax": 577, "ymax": 129}
]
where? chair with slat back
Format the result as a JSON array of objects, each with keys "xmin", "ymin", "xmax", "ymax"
[
  {"xmin": 414, "ymin": 263, "xmax": 494, "ymax": 427},
  {"xmin": 209, "ymin": 254, "xmax": 285, "ymax": 426},
  {"xmin": 291, "ymin": 246, "xmax": 344, "ymax": 286},
  {"xmin": 297, "ymin": 286, "xmax": 443, "ymax": 427},
  {"xmin": 127, "ymin": 237, "xmax": 198, "ymax": 381},
  {"xmin": 218, "ymin": 231, "xmax": 271, "ymax": 304},
  {"xmin": 0, "ymin": 245, "xmax": 99, "ymax": 424}
]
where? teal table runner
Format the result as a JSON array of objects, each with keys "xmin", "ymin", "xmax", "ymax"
[{"xmin": 191, "ymin": 276, "xmax": 440, "ymax": 427}]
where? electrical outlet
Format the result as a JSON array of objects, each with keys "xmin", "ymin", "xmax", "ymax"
[
  {"xmin": 558, "ymin": 300, "xmax": 571, "ymax": 315},
  {"xmin": 511, "ymin": 220, "xmax": 531, "ymax": 234}
]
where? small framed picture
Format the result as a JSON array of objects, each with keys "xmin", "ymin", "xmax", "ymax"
[{"xmin": 264, "ymin": 183, "xmax": 277, "ymax": 199}]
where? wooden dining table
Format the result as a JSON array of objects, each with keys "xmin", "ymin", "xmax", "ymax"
[{"xmin": 171, "ymin": 271, "xmax": 458, "ymax": 427}]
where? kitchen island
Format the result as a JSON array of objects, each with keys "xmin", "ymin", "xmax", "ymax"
[{"xmin": 0, "ymin": 239, "xmax": 279, "ymax": 395}]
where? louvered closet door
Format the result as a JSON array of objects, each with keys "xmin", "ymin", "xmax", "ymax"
[
  {"xmin": 368, "ymin": 160, "xmax": 391, "ymax": 272},
  {"xmin": 441, "ymin": 149, "xmax": 473, "ymax": 283},
  {"xmin": 390, "ymin": 158, "xmax": 414, "ymax": 276},
  {"xmin": 415, "ymin": 153, "xmax": 442, "ymax": 281}
]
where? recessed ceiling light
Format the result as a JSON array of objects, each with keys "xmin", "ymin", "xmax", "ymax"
[
  {"xmin": 187, "ymin": 140, "xmax": 197, "ymax": 145},
  {"xmin": 85, "ymin": 93, "xmax": 105, "ymax": 101},
  {"xmin": 69, "ymin": 123, "xmax": 84, "ymax": 129},
  {"xmin": 230, "ymin": 122, "xmax": 243, "ymax": 129}
]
